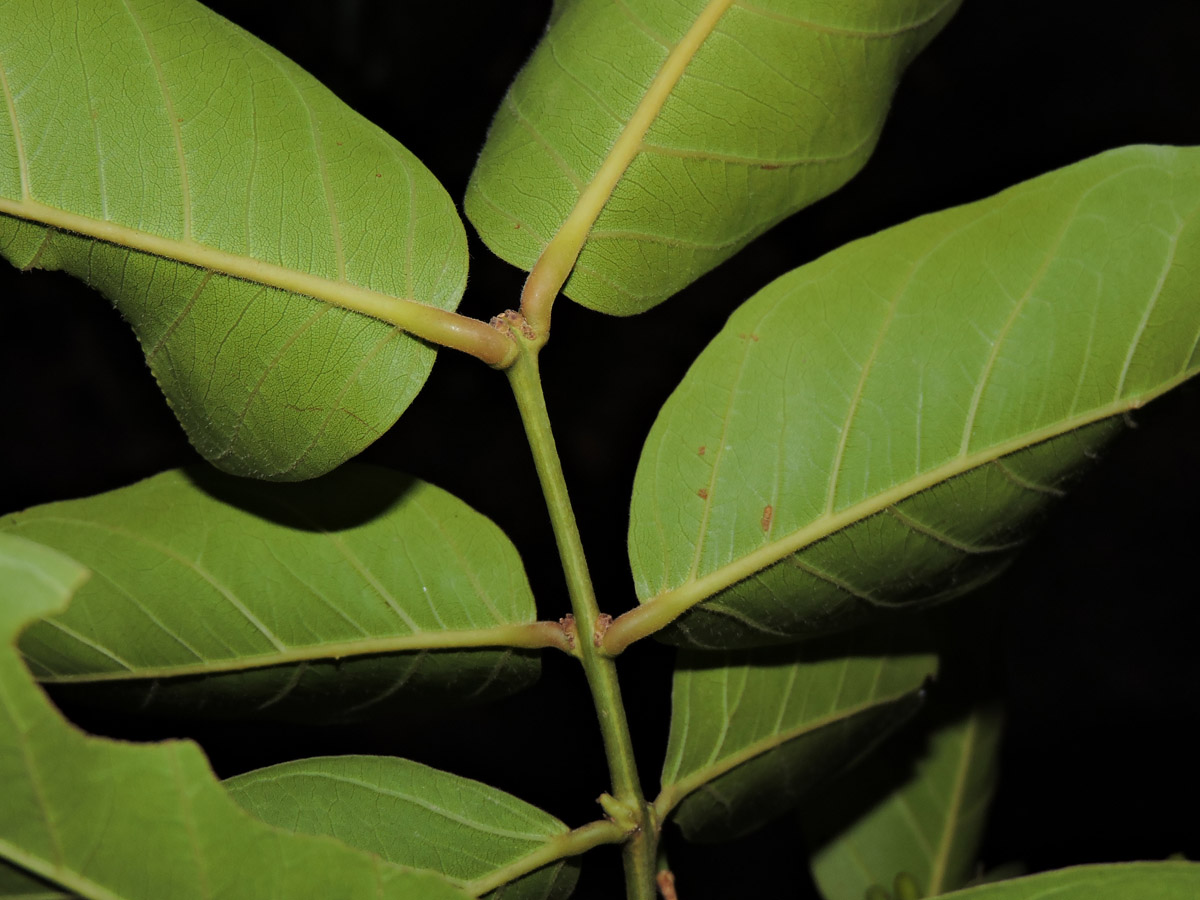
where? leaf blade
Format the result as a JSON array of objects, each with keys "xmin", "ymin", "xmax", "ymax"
[
  {"xmin": 226, "ymin": 756, "xmax": 584, "ymax": 900},
  {"xmin": 622, "ymin": 145, "xmax": 1200, "ymax": 649},
  {"xmin": 466, "ymin": 0, "xmax": 960, "ymax": 316},
  {"xmin": 804, "ymin": 702, "xmax": 1004, "ymax": 900},
  {"xmin": 657, "ymin": 633, "xmax": 936, "ymax": 842},
  {"xmin": 0, "ymin": 0, "xmax": 473, "ymax": 479},
  {"xmin": 0, "ymin": 532, "xmax": 470, "ymax": 900},
  {"xmin": 935, "ymin": 863, "xmax": 1200, "ymax": 899},
  {"xmin": 0, "ymin": 465, "xmax": 545, "ymax": 720}
]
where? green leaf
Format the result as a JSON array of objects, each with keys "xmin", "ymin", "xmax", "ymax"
[
  {"xmin": 804, "ymin": 702, "xmax": 1004, "ymax": 900},
  {"xmin": 0, "ymin": 532, "xmax": 470, "ymax": 900},
  {"xmin": 226, "ymin": 756, "xmax": 584, "ymax": 900},
  {"xmin": 0, "ymin": 465, "xmax": 547, "ymax": 721},
  {"xmin": 656, "ymin": 632, "xmax": 936, "ymax": 842},
  {"xmin": 621, "ymin": 145, "xmax": 1200, "ymax": 649},
  {"xmin": 936, "ymin": 862, "xmax": 1200, "ymax": 899},
  {"xmin": 465, "ymin": 0, "xmax": 960, "ymax": 315},
  {"xmin": 0, "ymin": 0, "xmax": 470, "ymax": 480}
]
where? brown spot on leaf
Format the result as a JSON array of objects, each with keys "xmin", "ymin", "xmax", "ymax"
[
  {"xmin": 750, "ymin": 333, "xmax": 760, "ymax": 342},
  {"xmin": 761, "ymin": 505, "xmax": 773, "ymax": 532},
  {"xmin": 760, "ymin": 163, "xmax": 782, "ymax": 170},
  {"xmin": 697, "ymin": 488, "xmax": 709, "ymax": 499},
  {"xmin": 375, "ymin": 173, "xmax": 382, "ymax": 178},
  {"xmin": 698, "ymin": 445, "xmax": 706, "ymax": 456}
]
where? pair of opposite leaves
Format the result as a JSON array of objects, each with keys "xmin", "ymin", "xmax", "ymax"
[
  {"xmin": 4, "ymin": 537, "xmax": 1198, "ymax": 900},
  {"xmin": 0, "ymin": 0, "xmax": 961, "ymax": 478},
  {"xmin": 3, "ymin": 0, "xmax": 1199, "ymax": 653}
]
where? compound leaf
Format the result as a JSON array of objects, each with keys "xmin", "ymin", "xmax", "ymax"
[
  {"xmin": 657, "ymin": 632, "xmax": 936, "ymax": 842},
  {"xmin": 0, "ymin": 532, "xmax": 469, "ymax": 900},
  {"xmin": 227, "ymin": 756, "xmax": 586, "ymax": 900},
  {"xmin": 466, "ymin": 0, "xmax": 959, "ymax": 315},
  {"xmin": 0, "ymin": 0, "xmax": 469, "ymax": 480},
  {"xmin": 0, "ymin": 465, "xmax": 547, "ymax": 721},
  {"xmin": 804, "ymin": 702, "xmax": 1003, "ymax": 900},
  {"xmin": 623, "ymin": 145, "xmax": 1200, "ymax": 649}
]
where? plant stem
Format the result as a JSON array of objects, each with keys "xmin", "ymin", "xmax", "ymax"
[{"xmin": 505, "ymin": 344, "xmax": 658, "ymax": 900}]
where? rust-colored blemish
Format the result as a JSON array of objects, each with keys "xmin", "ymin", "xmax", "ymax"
[
  {"xmin": 697, "ymin": 488, "xmax": 708, "ymax": 499},
  {"xmin": 558, "ymin": 614, "xmax": 576, "ymax": 650},
  {"xmin": 697, "ymin": 445, "xmax": 706, "ymax": 456},
  {"xmin": 490, "ymin": 309, "xmax": 536, "ymax": 340},
  {"xmin": 593, "ymin": 614, "xmax": 613, "ymax": 648},
  {"xmin": 761, "ymin": 504, "xmax": 773, "ymax": 533},
  {"xmin": 759, "ymin": 163, "xmax": 782, "ymax": 170},
  {"xmin": 656, "ymin": 870, "xmax": 678, "ymax": 900},
  {"xmin": 750, "ymin": 333, "xmax": 760, "ymax": 342},
  {"xmin": 375, "ymin": 172, "xmax": 382, "ymax": 178}
]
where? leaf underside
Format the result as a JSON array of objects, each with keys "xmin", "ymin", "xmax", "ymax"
[
  {"xmin": 935, "ymin": 863, "xmax": 1200, "ymax": 899},
  {"xmin": 804, "ymin": 701, "xmax": 1004, "ymax": 900},
  {"xmin": 466, "ymin": 0, "xmax": 960, "ymax": 315},
  {"xmin": 0, "ymin": 465, "xmax": 539, "ymax": 721},
  {"xmin": 629, "ymin": 145, "xmax": 1200, "ymax": 648},
  {"xmin": 0, "ymin": 0, "xmax": 467, "ymax": 480},
  {"xmin": 227, "ymin": 756, "xmax": 579, "ymax": 900},
  {"xmin": 0, "ymin": 532, "xmax": 469, "ymax": 900},
  {"xmin": 659, "ymin": 631, "xmax": 936, "ymax": 842}
]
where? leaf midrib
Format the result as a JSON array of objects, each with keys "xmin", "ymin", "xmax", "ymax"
[
  {"xmin": 519, "ymin": 0, "xmax": 736, "ymax": 320},
  {"xmin": 927, "ymin": 713, "xmax": 981, "ymax": 894},
  {"xmin": 655, "ymin": 683, "xmax": 918, "ymax": 818},
  {"xmin": 0, "ymin": 197, "xmax": 438, "ymax": 328},
  {"xmin": 30, "ymin": 623, "xmax": 552, "ymax": 684},
  {"xmin": 638, "ymin": 370, "xmax": 1195, "ymax": 627}
]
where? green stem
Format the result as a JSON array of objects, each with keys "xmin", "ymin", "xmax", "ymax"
[{"xmin": 505, "ymin": 343, "xmax": 658, "ymax": 900}]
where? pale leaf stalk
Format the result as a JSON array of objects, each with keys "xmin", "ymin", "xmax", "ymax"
[
  {"xmin": 505, "ymin": 343, "xmax": 658, "ymax": 900},
  {"xmin": 33, "ymin": 621, "xmax": 573, "ymax": 684},
  {"xmin": 462, "ymin": 819, "xmax": 625, "ymax": 897}
]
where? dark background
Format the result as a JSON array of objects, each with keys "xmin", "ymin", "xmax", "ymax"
[{"xmin": 2, "ymin": 2, "xmax": 1199, "ymax": 897}]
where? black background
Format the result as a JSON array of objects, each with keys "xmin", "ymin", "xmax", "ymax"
[{"xmin": 2, "ymin": 2, "xmax": 1199, "ymax": 897}]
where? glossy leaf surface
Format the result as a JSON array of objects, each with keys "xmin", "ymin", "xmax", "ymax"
[
  {"xmin": 657, "ymin": 633, "xmax": 936, "ymax": 841},
  {"xmin": 0, "ymin": 532, "xmax": 469, "ymax": 900},
  {"xmin": 466, "ymin": 0, "xmax": 959, "ymax": 315},
  {"xmin": 805, "ymin": 702, "xmax": 1003, "ymax": 899},
  {"xmin": 936, "ymin": 863, "xmax": 1200, "ymax": 899},
  {"xmin": 0, "ymin": 0, "xmax": 468, "ymax": 480},
  {"xmin": 625, "ymin": 145, "xmax": 1200, "ymax": 648},
  {"xmin": 227, "ymin": 756, "xmax": 581, "ymax": 900},
  {"xmin": 0, "ymin": 466, "xmax": 543, "ymax": 721}
]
